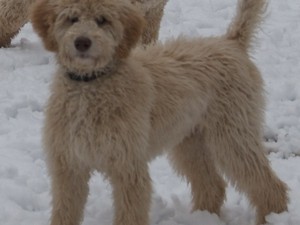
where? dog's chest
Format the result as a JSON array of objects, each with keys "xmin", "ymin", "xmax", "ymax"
[
  {"xmin": 54, "ymin": 88, "xmax": 117, "ymax": 169},
  {"xmin": 66, "ymin": 95, "xmax": 99, "ymax": 164}
]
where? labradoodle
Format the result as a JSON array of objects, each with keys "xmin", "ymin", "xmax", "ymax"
[
  {"xmin": 0, "ymin": 0, "xmax": 167, "ymax": 47},
  {"xmin": 31, "ymin": 0, "xmax": 289, "ymax": 225}
]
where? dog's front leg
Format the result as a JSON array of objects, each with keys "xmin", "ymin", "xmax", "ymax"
[
  {"xmin": 109, "ymin": 159, "xmax": 152, "ymax": 225},
  {"xmin": 47, "ymin": 153, "xmax": 91, "ymax": 225}
]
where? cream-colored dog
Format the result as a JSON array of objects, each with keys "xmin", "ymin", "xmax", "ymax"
[
  {"xmin": 0, "ymin": 0, "xmax": 167, "ymax": 47},
  {"xmin": 31, "ymin": 0, "xmax": 288, "ymax": 225}
]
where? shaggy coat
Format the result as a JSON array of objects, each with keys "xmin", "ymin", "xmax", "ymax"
[{"xmin": 31, "ymin": 0, "xmax": 288, "ymax": 225}]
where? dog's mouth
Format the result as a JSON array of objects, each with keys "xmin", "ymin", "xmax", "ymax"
[
  {"xmin": 72, "ymin": 52, "xmax": 97, "ymax": 67},
  {"xmin": 77, "ymin": 53, "xmax": 91, "ymax": 59},
  {"xmin": 75, "ymin": 52, "xmax": 95, "ymax": 60}
]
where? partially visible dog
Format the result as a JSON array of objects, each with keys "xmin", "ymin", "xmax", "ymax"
[
  {"xmin": 31, "ymin": 0, "xmax": 289, "ymax": 225},
  {"xmin": 0, "ymin": 0, "xmax": 35, "ymax": 47},
  {"xmin": 0, "ymin": 0, "xmax": 168, "ymax": 47}
]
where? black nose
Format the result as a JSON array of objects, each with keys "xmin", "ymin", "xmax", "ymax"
[{"xmin": 74, "ymin": 36, "xmax": 92, "ymax": 52}]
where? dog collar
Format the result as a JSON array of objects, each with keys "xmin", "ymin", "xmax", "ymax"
[
  {"xmin": 67, "ymin": 71, "xmax": 106, "ymax": 82},
  {"xmin": 66, "ymin": 60, "xmax": 118, "ymax": 82}
]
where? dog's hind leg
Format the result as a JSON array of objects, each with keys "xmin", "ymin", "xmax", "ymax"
[
  {"xmin": 207, "ymin": 119, "xmax": 288, "ymax": 225},
  {"xmin": 169, "ymin": 130, "xmax": 226, "ymax": 215},
  {"xmin": 47, "ymin": 154, "xmax": 91, "ymax": 225}
]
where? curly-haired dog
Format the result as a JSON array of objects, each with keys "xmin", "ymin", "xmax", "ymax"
[
  {"xmin": 31, "ymin": 0, "xmax": 288, "ymax": 224},
  {"xmin": 0, "ymin": 0, "xmax": 167, "ymax": 47}
]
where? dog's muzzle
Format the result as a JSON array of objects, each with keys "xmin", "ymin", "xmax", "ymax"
[{"xmin": 74, "ymin": 36, "xmax": 92, "ymax": 52}]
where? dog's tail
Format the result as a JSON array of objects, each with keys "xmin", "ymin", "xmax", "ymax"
[{"xmin": 226, "ymin": 0, "xmax": 267, "ymax": 51}]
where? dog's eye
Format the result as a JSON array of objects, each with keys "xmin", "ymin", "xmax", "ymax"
[
  {"xmin": 96, "ymin": 16, "xmax": 108, "ymax": 27},
  {"xmin": 69, "ymin": 17, "xmax": 79, "ymax": 24}
]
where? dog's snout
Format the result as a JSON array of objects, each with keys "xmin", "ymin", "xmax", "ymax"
[{"xmin": 74, "ymin": 36, "xmax": 92, "ymax": 52}]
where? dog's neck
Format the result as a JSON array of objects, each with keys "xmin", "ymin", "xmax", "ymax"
[
  {"xmin": 67, "ymin": 70, "xmax": 107, "ymax": 82},
  {"xmin": 65, "ymin": 60, "xmax": 119, "ymax": 82}
]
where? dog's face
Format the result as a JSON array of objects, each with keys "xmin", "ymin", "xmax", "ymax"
[{"xmin": 31, "ymin": 0, "xmax": 144, "ymax": 74}]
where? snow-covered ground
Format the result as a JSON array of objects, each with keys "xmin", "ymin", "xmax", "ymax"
[{"xmin": 1, "ymin": 0, "xmax": 300, "ymax": 224}]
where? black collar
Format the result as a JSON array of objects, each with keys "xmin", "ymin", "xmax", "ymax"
[
  {"xmin": 67, "ymin": 70, "xmax": 106, "ymax": 82},
  {"xmin": 66, "ymin": 60, "xmax": 118, "ymax": 82}
]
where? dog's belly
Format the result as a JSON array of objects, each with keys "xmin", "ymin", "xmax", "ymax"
[{"xmin": 147, "ymin": 98, "xmax": 206, "ymax": 158}]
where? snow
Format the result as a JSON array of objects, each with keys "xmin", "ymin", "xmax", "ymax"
[{"xmin": 1, "ymin": 0, "xmax": 300, "ymax": 224}]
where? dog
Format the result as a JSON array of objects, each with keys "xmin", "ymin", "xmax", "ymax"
[
  {"xmin": 30, "ymin": 0, "xmax": 289, "ymax": 224},
  {"xmin": 0, "ymin": 0, "xmax": 168, "ymax": 47}
]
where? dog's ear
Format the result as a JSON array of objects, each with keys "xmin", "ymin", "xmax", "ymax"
[
  {"xmin": 30, "ymin": 0, "xmax": 58, "ymax": 52},
  {"xmin": 115, "ymin": 4, "xmax": 145, "ymax": 58}
]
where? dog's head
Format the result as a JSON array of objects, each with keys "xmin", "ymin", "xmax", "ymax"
[{"xmin": 31, "ymin": 0, "xmax": 144, "ymax": 74}]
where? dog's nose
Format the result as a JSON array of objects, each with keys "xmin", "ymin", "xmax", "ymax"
[{"xmin": 74, "ymin": 36, "xmax": 92, "ymax": 52}]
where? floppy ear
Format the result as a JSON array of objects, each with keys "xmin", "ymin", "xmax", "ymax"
[
  {"xmin": 30, "ymin": 0, "xmax": 58, "ymax": 52},
  {"xmin": 115, "ymin": 4, "xmax": 145, "ymax": 58}
]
